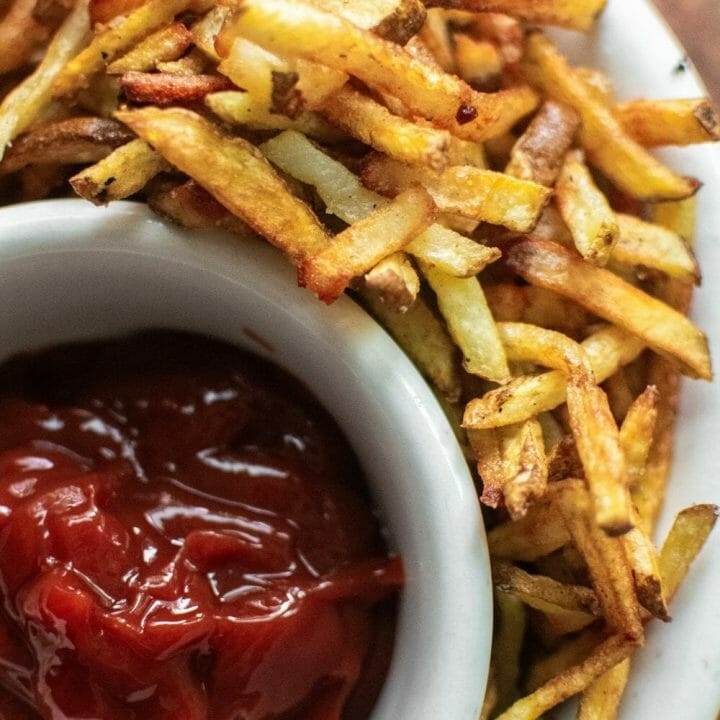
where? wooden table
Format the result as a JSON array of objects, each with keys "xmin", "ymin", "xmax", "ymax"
[{"xmin": 653, "ymin": 0, "xmax": 720, "ymax": 103}]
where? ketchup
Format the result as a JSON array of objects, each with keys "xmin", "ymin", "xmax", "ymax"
[{"xmin": 0, "ymin": 332, "xmax": 402, "ymax": 719}]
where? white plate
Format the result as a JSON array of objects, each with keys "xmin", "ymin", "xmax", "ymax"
[{"xmin": 551, "ymin": 1, "xmax": 720, "ymax": 718}]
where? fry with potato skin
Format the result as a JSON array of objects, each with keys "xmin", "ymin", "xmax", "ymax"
[
  {"xmin": 106, "ymin": 22, "xmax": 193, "ymax": 74},
  {"xmin": 506, "ymin": 239, "xmax": 711, "ymax": 380},
  {"xmin": 117, "ymin": 107, "xmax": 331, "ymax": 263},
  {"xmin": 300, "ymin": 186, "xmax": 436, "ymax": 302},
  {"xmin": 120, "ymin": 72, "xmax": 234, "ymax": 105}
]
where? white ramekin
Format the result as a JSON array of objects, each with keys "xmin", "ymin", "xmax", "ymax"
[{"xmin": 0, "ymin": 199, "xmax": 491, "ymax": 720}]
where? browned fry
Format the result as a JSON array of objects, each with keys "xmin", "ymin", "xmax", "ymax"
[
  {"xmin": 223, "ymin": 0, "xmax": 539, "ymax": 141},
  {"xmin": 18, "ymin": 163, "xmax": 66, "ymax": 201},
  {"xmin": 471, "ymin": 12, "xmax": 522, "ymax": 63},
  {"xmin": 157, "ymin": 49, "xmax": 208, "ymax": 76},
  {"xmin": 506, "ymin": 239, "xmax": 711, "ymax": 380},
  {"xmin": 547, "ymin": 434, "xmax": 583, "ymax": 482},
  {"xmin": 425, "ymin": 0, "xmax": 607, "ymax": 31},
  {"xmin": 0, "ymin": 116, "xmax": 133, "ymax": 175},
  {"xmin": 614, "ymin": 98, "xmax": 720, "ymax": 146},
  {"xmin": 619, "ymin": 385, "xmax": 658, "ymax": 488},
  {"xmin": 117, "ymin": 107, "xmax": 331, "ymax": 263},
  {"xmin": 119, "ymin": 72, "xmax": 234, "ymax": 105},
  {"xmin": 364, "ymin": 253, "xmax": 420, "ymax": 312},
  {"xmin": 454, "ymin": 34, "xmax": 502, "ymax": 93},
  {"xmin": 106, "ymin": 23, "xmax": 193, "ymax": 74},
  {"xmin": 299, "ymin": 186, "xmax": 436, "ymax": 303},
  {"xmin": 0, "ymin": 0, "xmax": 51, "ymax": 75},
  {"xmin": 603, "ymin": 369, "xmax": 635, "ymax": 424},
  {"xmin": 505, "ymin": 101, "xmax": 580, "ymax": 186},
  {"xmin": 361, "ymin": 154, "xmax": 551, "ymax": 231}
]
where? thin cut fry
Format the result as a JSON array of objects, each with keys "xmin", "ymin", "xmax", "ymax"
[
  {"xmin": 0, "ymin": 0, "xmax": 90, "ymax": 163},
  {"xmin": 619, "ymin": 385, "xmax": 658, "ymax": 488},
  {"xmin": 522, "ymin": 33, "xmax": 699, "ymax": 201},
  {"xmin": 70, "ymin": 138, "xmax": 167, "ymax": 204},
  {"xmin": 299, "ymin": 186, "xmax": 436, "ymax": 302},
  {"xmin": 117, "ymin": 107, "xmax": 331, "ymax": 263},
  {"xmin": 577, "ymin": 658, "xmax": 630, "ymax": 720},
  {"xmin": 614, "ymin": 98, "xmax": 720, "ymax": 146},
  {"xmin": 364, "ymin": 252, "xmax": 420, "ymax": 312},
  {"xmin": 555, "ymin": 149, "xmax": 618, "ymax": 265},
  {"xmin": 361, "ymin": 154, "xmax": 551, "ymax": 231},
  {"xmin": 106, "ymin": 22, "xmax": 192, "ymax": 74},
  {"xmin": 527, "ymin": 629, "xmax": 603, "ymax": 691},
  {"xmin": 422, "ymin": 265, "xmax": 510, "ymax": 383},
  {"xmin": 506, "ymin": 239, "xmax": 711, "ymax": 380}
]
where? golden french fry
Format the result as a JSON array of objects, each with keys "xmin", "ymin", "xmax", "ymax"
[
  {"xmin": 319, "ymin": 86, "xmax": 451, "ymax": 172},
  {"xmin": 223, "ymin": 0, "xmax": 539, "ymax": 140},
  {"xmin": 454, "ymin": 34, "xmax": 502, "ymax": 92},
  {"xmin": 522, "ymin": 33, "xmax": 699, "ymax": 201},
  {"xmin": 556, "ymin": 148, "xmax": 618, "ymax": 265},
  {"xmin": 300, "ymin": 186, "xmax": 437, "ymax": 302},
  {"xmin": 419, "ymin": 7, "xmax": 455, "ymax": 72},
  {"xmin": 506, "ymin": 239, "xmax": 711, "ymax": 380},
  {"xmin": 192, "ymin": 6, "xmax": 229, "ymax": 61},
  {"xmin": 360, "ymin": 290, "xmax": 462, "ymax": 401},
  {"xmin": 505, "ymin": 100, "xmax": 580, "ymax": 186},
  {"xmin": 425, "ymin": 0, "xmax": 607, "ymax": 31},
  {"xmin": 464, "ymin": 325, "xmax": 645, "ymax": 429},
  {"xmin": 612, "ymin": 212, "xmax": 699, "ymax": 283},
  {"xmin": 70, "ymin": 138, "xmax": 166, "ymax": 205},
  {"xmin": 361, "ymin": 153, "xmax": 551, "ymax": 231},
  {"xmin": 364, "ymin": 252, "xmax": 420, "ymax": 312},
  {"xmin": 577, "ymin": 658, "xmax": 630, "ymax": 720},
  {"xmin": 422, "ymin": 265, "xmax": 510, "ymax": 382},
  {"xmin": 0, "ymin": 0, "xmax": 90, "ymax": 162},
  {"xmin": 117, "ymin": 107, "xmax": 331, "ymax": 263},
  {"xmin": 619, "ymin": 385, "xmax": 658, "ymax": 487},
  {"xmin": 54, "ymin": 0, "xmax": 192, "ymax": 97},
  {"xmin": 106, "ymin": 22, "xmax": 192, "ymax": 74},
  {"xmin": 614, "ymin": 98, "xmax": 720, "ymax": 146},
  {"xmin": 575, "ymin": 66, "xmax": 614, "ymax": 104},
  {"xmin": 156, "ymin": 49, "xmax": 208, "ymax": 76},
  {"xmin": 469, "ymin": 426, "xmax": 509, "ymax": 508}
]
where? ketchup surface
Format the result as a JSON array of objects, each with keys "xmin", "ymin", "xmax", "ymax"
[{"xmin": 0, "ymin": 332, "xmax": 402, "ymax": 720}]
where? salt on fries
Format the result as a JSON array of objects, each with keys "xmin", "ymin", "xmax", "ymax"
[{"xmin": 0, "ymin": 0, "xmax": 717, "ymax": 717}]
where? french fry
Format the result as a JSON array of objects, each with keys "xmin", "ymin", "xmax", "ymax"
[
  {"xmin": 555, "ymin": 149, "xmax": 618, "ymax": 265},
  {"xmin": 0, "ymin": 0, "xmax": 90, "ymax": 163},
  {"xmin": 69, "ymin": 138, "xmax": 167, "ymax": 204},
  {"xmin": 364, "ymin": 253, "xmax": 420, "ymax": 312},
  {"xmin": 425, "ymin": 0, "xmax": 607, "ymax": 31},
  {"xmin": 0, "ymin": 0, "xmax": 50, "ymax": 75},
  {"xmin": 116, "ymin": 107, "xmax": 331, "ymax": 263},
  {"xmin": 120, "ymin": 71, "xmax": 234, "ymax": 105},
  {"xmin": 106, "ymin": 22, "xmax": 192, "ymax": 74},
  {"xmin": 17, "ymin": 163, "xmax": 67, "ymax": 202},
  {"xmin": 574, "ymin": 66, "xmax": 614, "ymax": 104},
  {"xmin": 90, "ymin": 0, "xmax": 145, "ymax": 25},
  {"xmin": 577, "ymin": 658, "xmax": 631, "ymax": 720},
  {"xmin": 614, "ymin": 98, "xmax": 720, "ymax": 147},
  {"xmin": 454, "ymin": 34, "xmax": 502, "ymax": 92},
  {"xmin": 471, "ymin": 11, "xmax": 523, "ymax": 63},
  {"xmin": 0, "ymin": 117, "xmax": 134, "ymax": 175},
  {"xmin": 156, "ymin": 49, "xmax": 208, "ymax": 76},
  {"xmin": 493, "ymin": 592, "xmax": 527, "ymax": 714},
  {"xmin": 612, "ymin": 213, "xmax": 699, "ymax": 283},
  {"xmin": 505, "ymin": 100, "xmax": 580, "ymax": 186},
  {"xmin": 488, "ymin": 502, "xmax": 571, "ymax": 561},
  {"xmin": 361, "ymin": 154, "xmax": 551, "ymax": 231},
  {"xmin": 192, "ymin": 6, "xmax": 229, "ymax": 61},
  {"xmin": 261, "ymin": 130, "xmax": 499, "ymax": 276},
  {"xmin": 522, "ymin": 33, "xmax": 699, "ymax": 201},
  {"xmin": 464, "ymin": 325, "xmax": 645, "ymax": 430},
  {"xmin": 506, "ymin": 239, "xmax": 711, "ymax": 380},
  {"xmin": 319, "ymin": 86, "xmax": 452, "ymax": 172},
  {"xmin": 299, "ymin": 186, "xmax": 437, "ymax": 302},
  {"xmin": 360, "ymin": 289, "xmax": 462, "ymax": 401},
  {"xmin": 206, "ymin": 92, "xmax": 342, "ymax": 141},
  {"xmin": 223, "ymin": 0, "xmax": 539, "ymax": 141},
  {"xmin": 619, "ymin": 385, "xmax": 658, "ymax": 487},
  {"xmin": 422, "ymin": 265, "xmax": 510, "ymax": 382},
  {"xmin": 469, "ymin": 427, "xmax": 509, "ymax": 508},
  {"xmin": 602, "ymin": 369, "xmax": 635, "ymax": 423},
  {"xmin": 54, "ymin": 0, "xmax": 193, "ymax": 97},
  {"xmin": 419, "ymin": 8, "xmax": 455, "ymax": 73}
]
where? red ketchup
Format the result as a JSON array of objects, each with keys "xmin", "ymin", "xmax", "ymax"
[{"xmin": 0, "ymin": 332, "xmax": 402, "ymax": 719}]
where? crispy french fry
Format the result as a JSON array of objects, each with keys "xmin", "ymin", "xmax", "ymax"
[
  {"xmin": 223, "ymin": 0, "xmax": 539, "ymax": 140},
  {"xmin": 446, "ymin": 134, "xmax": 487, "ymax": 168},
  {"xmin": 364, "ymin": 253, "xmax": 420, "ymax": 312},
  {"xmin": 497, "ymin": 322, "xmax": 590, "ymax": 373},
  {"xmin": 464, "ymin": 325, "xmax": 645, "ymax": 429},
  {"xmin": 106, "ymin": 22, "xmax": 192, "ymax": 74},
  {"xmin": 319, "ymin": 86, "xmax": 451, "ymax": 172},
  {"xmin": 488, "ymin": 502, "xmax": 571, "ymax": 561},
  {"xmin": 574, "ymin": 66, "xmax": 614, "ymax": 104},
  {"xmin": 361, "ymin": 154, "xmax": 551, "ymax": 231},
  {"xmin": 157, "ymin": 49, "xmax": 208, "ymax": 76},
  {"xmin": 192, "ymin": 6, "xmax": 229, "ymax": 61},
  {"xmin": 556, "ymin": 149, "xmax": 618, "ymax": 265},
  {"xmin": 577, "ymin": 658, "xmax": 630, "ymax": 720},
  {"xmin": 360, "ymin": 289, "xmax": 462, "ymax": 401},
  {"xmin": 419, "ymin": 8, "xmax": 455, "ymax": 73},
  {"xmin": 0, "ymin": 0, "xmax": 90, "ymax": 163},
  {"xmin": 506, "ymin": 239, "xmax": 711, "ymax": 380},
  {"xmin": 505, "ymin": 100, "xmax": 580, "ymax": 186},
  {"xmin": 54, "ymin": 0, "xmax": 192, "ymax": 97},
  {"xmin": 117, "ymin": 107, "xmax": 330, "ymax": 262},
  {"xmin": 120, "ymin": 71, "xmax": 233, "ymax": 105},
  {"xmin": 300, "ymin": 186, "xmax": 436, "ymax": 302},
  {"xmin": 614, "ymin": 98, "xmax": 720, "ymax": 146},
  {"xmin": 612, "ymin": 213, "xmax": 699, "ymax": 283},
  {"xmin": 261, "ymin": 130, "xmax": 498, "ymax": 276},
  {"xmin": 522, "ymin": 33, "xmax": 699, "ymax": 201},
  {"xmin": 619, "ymin": 385, "xmax": 658, "ymax": 488},
  {"xmin": 494, "ymin": 592, "xmax": 528, "ymax": 714},
  {"xmin": 425, "ymin": 0, "xmax": 607, "ymax": 31},
  {"xmin": 69, "ymin": 138, "xmax": 166, "ymax": 204},
  {"xmin": 422, "ymin": 265, "xmax": 510, "ymax": 382},
  {"xmin": 454, "ymin": 34, "xmax": 502, "ymax": 92},
  {"xmin": 469, "ymin": 427, "xmax": 509, "ymax": 508}
]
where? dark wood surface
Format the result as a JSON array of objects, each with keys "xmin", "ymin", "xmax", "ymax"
[{"xmin": 653, "ymin": 0, "xmax": 720, "ymax": 103}]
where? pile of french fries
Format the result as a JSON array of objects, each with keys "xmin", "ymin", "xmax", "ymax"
[{"xmin": 0, "ymin": 0, "xmax": 718, "ymax": 717}]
